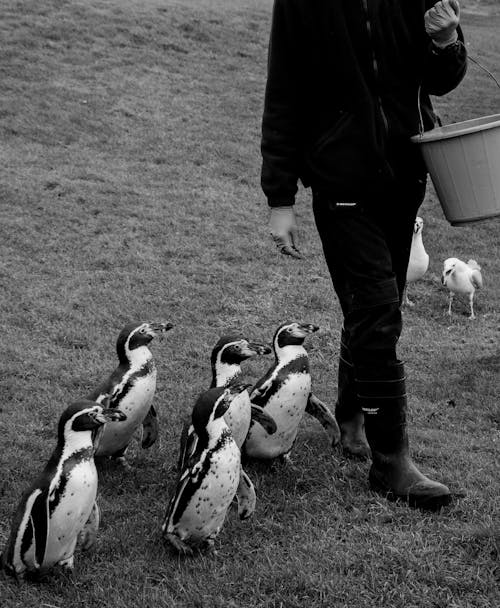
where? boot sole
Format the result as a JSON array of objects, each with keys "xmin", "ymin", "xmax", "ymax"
[{"xmin": 370, "ymin": 477, "xmax": 452, "ymax": 511}]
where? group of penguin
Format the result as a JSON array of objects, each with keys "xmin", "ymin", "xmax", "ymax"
[
  {"xmin": 1, "ymin": 219, "xmax": 484, "ymax": 581},
  {"xmin": 1, "ymin": 320, "xmax": 341, "ymax": 580},
  {"xmin": 405, "ymin": 216, "xmax": 483, "ymax": 318}
]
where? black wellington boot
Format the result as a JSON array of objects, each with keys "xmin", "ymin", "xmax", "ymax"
[
  {"xmin": 358, "ymin": 362, "xmax": 451, "ymax": 511},
  {"xmin": 336, "ymin": 331, "xmax": 371, "ymax": 459}
]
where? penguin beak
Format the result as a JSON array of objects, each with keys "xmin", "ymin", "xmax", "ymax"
[
  {"xmin": 96, "ymin": 408, "xmax": 127, "ymax": 424},
  {"xmin": 250, "ymin": 404, "xmax": 277, "ymax": 435},
  {"xmin": 149, "ymin": 322, "xmax": 174, "ymax": 334},
  {"xmin": 228, "ymin": 383, "xmax": 252, "ymax": 396},
  {"xmin": 298, "ymin": 323, "xmax": 319, "ymax": 335},
  {"xmin": 247, "ymin": 342, "xmax": 273, "ymax": 356}
]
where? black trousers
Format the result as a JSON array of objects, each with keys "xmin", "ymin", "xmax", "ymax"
[{"xmin": 312, "ymin": 180, "xmax": 426, "ymax": 369}]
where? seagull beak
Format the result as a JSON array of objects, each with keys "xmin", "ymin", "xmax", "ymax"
[{"xmin": 441, "ymin": 269, "xmax": 453, "ymax": 285}]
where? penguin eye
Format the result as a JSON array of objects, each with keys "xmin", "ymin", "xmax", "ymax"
[{"xmin": 139, "ymin": 328, "xmax": 146, "ymax": 334}]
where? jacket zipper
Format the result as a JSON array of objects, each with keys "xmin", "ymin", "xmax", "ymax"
[{"xmin": 361, "ymin": 0, "xmax": 389, "ymax": 137}]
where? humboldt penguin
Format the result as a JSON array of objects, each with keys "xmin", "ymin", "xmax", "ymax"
[
  {"xmin": 1, "ymin": 401, "xmax": 126, "ymax": 580},
  {"xmin": 88, "ymin": 321, "xmax": 173, "ymax": 466},
  {"xmin": 177, "ymin": 335, "xmax": 276, "ymax": 520},
  {"xmin": 162, "ymin": 385, "xmax": 245, "ymax": 554},
  {"xmin": 244, "ymin": 321, "xmax": 339, "ymax": 460}
]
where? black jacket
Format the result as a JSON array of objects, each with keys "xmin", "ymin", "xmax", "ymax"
[{"xmin": 261, "ymin": 0, "xmax": 467, "ymax": 205}]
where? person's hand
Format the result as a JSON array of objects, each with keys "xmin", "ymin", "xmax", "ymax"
[
  {"xmin": 268, "ymin": 206, "xmax": 302, "ymax": 259},
  {"xmin": 425, "ymin": 0, "xmax": 460, "ymax": 47}
]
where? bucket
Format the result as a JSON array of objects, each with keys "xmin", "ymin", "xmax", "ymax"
[{"xmin": 411, "ymin": 113, "xmax": 500, "ymax": 226}]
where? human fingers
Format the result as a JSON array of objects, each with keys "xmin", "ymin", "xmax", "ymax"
[
  {"xmin": 429, "ymin": 0, "xmax": 459, "ymax": 21},
  {"xmin": 271, "ymin": 234, "xmax": 303, "ymax": 259},
  {"xmin": 448, "ymin": 0, "xmax": 460, "ymax": 18}
]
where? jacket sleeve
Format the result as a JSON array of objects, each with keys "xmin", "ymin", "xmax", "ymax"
[
  {"xmin": 421, "ymin": 21, "xmax": 467, "ymax": 96},
  {"xmin": 261, "ymin": 0, "xmax": 302, "ymax": 207}
]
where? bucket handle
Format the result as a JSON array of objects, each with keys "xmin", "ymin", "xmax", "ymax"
[{"xmin": 417, "ymin": 53, "xmax": 500, "ymax": 136}]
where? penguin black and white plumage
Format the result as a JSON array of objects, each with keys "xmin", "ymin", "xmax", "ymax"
[
  {"xmin": 0, "ymin": 401, "xmax": 126, "ymax": 580},
  {"xmin": 178, "ymin": 335, "xmax": 276, "ymax": 519},
  {"xmin": 244, "ymin": 322, "xmax": 339, "ymax": 460},
  {"xmin": 162, "ymin": 386, "xmax": 244, "ymax": 554},
  {"xmin": 88, "ymin": 321, "xmax": 173, "ymax": 466}
]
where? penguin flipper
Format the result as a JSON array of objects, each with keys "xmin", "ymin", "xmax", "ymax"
[
  {"xmin": 177, "ymin": 421, "xmax": 197, "ymax": 473},
  {"xmin": 30, "ymin": 489, "xmax": 50, "ymax": 569},
  {"xmin": 236, "ymin": 468, "xmax": 256, "ymax": 520},
  {"xmin": 306, "ymin": 393, "xmax": 341, "ymax": 447},
  {"xmin": 141, "ymin": 405, "xmax": 159, "ymax": 449},
  {"xmin": 250, "ymin": 404, "xmax": 277, "ymax": 435},
  {"xmin": 78, "ymin": 502, "xmax": 100, "ymax": 552},
  {"xmin": 249, "ymin": 375, "xmax": 274, "ymax": 405}
]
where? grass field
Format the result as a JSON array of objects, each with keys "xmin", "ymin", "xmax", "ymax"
[{"xmin": 0, "ymin": 1, "xmax": 499, "ymax": 607}]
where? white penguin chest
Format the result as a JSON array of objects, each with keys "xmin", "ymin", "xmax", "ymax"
[
  {"xmin": 224, "ymin": 391, "xmax": 251, "ymax": 449},
  {"xmin": 97, "ymin": 369, "xmax": 157, "ymax": 455},
  {"xmin": 172, "ymin": 440, "xmax": 240, "ymax": 543},
  {"xmin": 246, "ymin": 371, "xmax": 311, "ymax": 458},
  {"xmin": 44, "ymin": 460, "xmax": 97, "ymax": 566}
]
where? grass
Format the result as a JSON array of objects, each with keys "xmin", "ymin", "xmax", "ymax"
[{"xmin": 0, "ymin": 1, "xmax": 499, "ymax": 606}]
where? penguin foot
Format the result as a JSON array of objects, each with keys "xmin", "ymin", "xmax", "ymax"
[
  {"xmin": 115, "ymin": 456, "xmax": 132, "ymax": 470},
  {"xmin": 238, "ymin": 505, "xmax": 254, "ymax": 521},
  {"xmin": 236, "ymin": 469, "xmax": 256, "ymax": 521},
  {"xmin": 77, "ymin": 528, "xmax": 97, "ymax": 552},
  {"xmin": 278, "ymin": 453, "xmax": 298, "ymax": 471},
  {"xmin": 58, "ymin": 556, "xmax": 75, "ymax": 571},
  {"xmin": 164, "ymin": 534, "xmax": 194, "ymax": 556},
  {"xmin": 203, "ymin": 538, "xmax": 217, "ymax": 554},
  {"xmin": 1, "ymin": 560, "xmax": 26, "ymax": 584}
]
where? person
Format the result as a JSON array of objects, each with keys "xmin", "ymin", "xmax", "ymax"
[{"xmin": 261, "ymin": 0, "xmax": 467, "ymax": 511}]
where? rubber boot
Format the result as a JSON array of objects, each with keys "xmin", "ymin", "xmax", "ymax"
[
  {"xmin": 358, "ymin": 361, "xmax": 451, "ymax": 511},
  {"xmin": 336, "ymin": 331, "xmax": 371, "ymax": 459}
]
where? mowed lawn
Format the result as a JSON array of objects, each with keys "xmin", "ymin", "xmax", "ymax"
[{"xmin": 0, "ymin": 1, "xmax": 499, "ymax": 607}]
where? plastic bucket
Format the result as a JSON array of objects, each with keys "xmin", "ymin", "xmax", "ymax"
[{"xmin": 411, "ymin": 113, "xmax": 500, "ymax": 225}]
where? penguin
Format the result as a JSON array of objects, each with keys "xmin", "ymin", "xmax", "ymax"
[
  {"xmin": 1, "ymin": 401, "xmax": 126, "ymax": 580},
  {"xmin": 178, "ymin": 335, "xmax": 277, "ymax": 520},
  {"xmin": 404, "ymin": 216, "xmax": 429, "ymax": 307},
  {"xmin": 88, "ymin": 321, "xmax": 173, "ymax": 467},
  {"xmin": 244, "ymin": 321, "xmax": 339, "ymax": 460},
  {"xmin": 162, "ymin": 385, "xmax": 245, "ymax": 554}
]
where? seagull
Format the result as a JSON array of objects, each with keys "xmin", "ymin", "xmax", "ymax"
[
  {"xmin": 404, "ymin": 217, "xmax": 429, "ymax": 306},
  {"xmin": 441, "ymin": 258, "xmax": 483, "ymax": 319}
]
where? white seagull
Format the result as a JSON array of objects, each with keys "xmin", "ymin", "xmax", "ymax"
[
  {"xmin": 441, "ymin": 258, "xmax": 483, "ymax": 319},
  {"xmin": 404, "ymin": 217, "xmax": 429, "ymax": 306}
]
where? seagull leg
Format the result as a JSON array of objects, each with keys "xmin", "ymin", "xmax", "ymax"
[
  {"xmin": 403, "ymin": 286, "xmax": 415, "ymax": 307},
  {"xmin": 468, "ymin": 293, "xmax": 476, "ymax": 320},
  {"xmin": 447, "ymin": 293, "xmax": 454, "ymax": 316}
]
